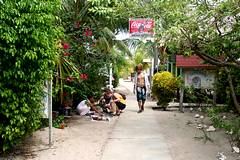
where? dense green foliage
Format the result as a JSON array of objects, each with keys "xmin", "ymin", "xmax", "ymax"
[
  {"xmin": 152, "ymin": 71, "xmax": 181, "ymax": 107},
  {"xmin": 0, "ymin": 0, "xmax": 61, "ymax": 152},
  {"xmin": 53, "ymin": 115, "xmax": 65, "ymax": 129},
  {"xmin": 154, "ymin": 0, "xmax": 240, "ymax": 112},
  {"xmin": 215, "ymin": 68, "xmax": 240, "ymax": 111},
  {"xmin": 54, "ymin": 0, "xmax": 131, "ymax": 107}
]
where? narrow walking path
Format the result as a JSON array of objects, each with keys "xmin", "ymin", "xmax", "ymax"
[
  {"xmin": 8, "ymin": 80, "xmax": 237, "ymax": 160},
  {"xmin": 101, "ymin": 80, "xmax": 173, "ymax": 160},
  {"xmin": 103, "ymin": 79, "xmax": 239, "ymax": 160}
]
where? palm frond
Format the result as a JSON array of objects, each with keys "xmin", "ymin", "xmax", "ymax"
[
  {"xmin": 102, "ymin": 27, "xmax": 115, "ymax": 39},
  {"xmin": 61, "ymin": 0, "xmax": 90, "ymax": 20},
  {"xmin": 98, "ymin": 37, "xmax": 111, "ymax": 53},
  {"xmin": 101, "ymin": 27, "xmax": 132, "ymax": 57},
  {"xmin": 77, "ymin": 1, "xmax": 90, "ymax": 20},
  {"xmin": 114, "ymin": 40, "xmax": 132, "ymax": 57}
]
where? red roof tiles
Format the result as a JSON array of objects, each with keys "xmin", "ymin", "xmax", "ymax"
[{"xmin": 176, "ymin": 55, "xmax": 212, "ymax": 68}]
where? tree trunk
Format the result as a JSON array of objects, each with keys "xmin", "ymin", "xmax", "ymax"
[
  {"xmin": 225, "ymin": 68, "xmax": 240, "ymax": 114},
  {"xmin": 179, "ymin": 87, "xmax": 184, "ymax": 113}
]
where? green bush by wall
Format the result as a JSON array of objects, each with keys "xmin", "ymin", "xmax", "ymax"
[{"xmin": 0, "ymin": 0, "xmax": 61, "ymax": 152}]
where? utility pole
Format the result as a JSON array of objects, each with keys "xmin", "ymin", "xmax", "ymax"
[
  {"xmin": 48, "ymin": 78, "xmax": 53, "ymax": 146},
  {"xmin": 109, "ymin": 63, "xmax": 113, "ymax": 90},
  {"xmin": 153, "ymin": 46, "xmax": 159, "ymax": 73}
]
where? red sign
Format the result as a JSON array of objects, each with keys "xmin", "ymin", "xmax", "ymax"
[{"xmin": 129, "ymin": 19, "xmax": 154, "ymax": 36}]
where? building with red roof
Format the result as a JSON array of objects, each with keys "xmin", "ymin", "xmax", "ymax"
[{"xmin": 167, "ymin": 55, "xmax": 215, "ymax": 89}]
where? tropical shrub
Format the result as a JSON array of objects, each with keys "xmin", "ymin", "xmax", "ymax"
[
  {"xmin": 0, "ymin": 0, "xmax": 61, "ymax": 152},
  {"xmin": 56, "ymin": 0, "xmax": 131, "ymax": 108},
  {"xmin": 53, "ymin": 115, "xmax": 65, "ymax": 129},
  {"xmin": 207, "ymin": 107, "xmax": 240, "ymax": 147},
  {"xmin": 51, "ymin": 1, "xmax": 110, "ymax": 108},
  {"xmin": 152, "ymin": 71, "xmax": 181, "ymax": 107},
  {"xmin": 215, "ymin": 68, "xmax": 240, "ymax": 112},
  {"xmin": 184, "ymin": 87, "xmax": 213, "ymax": 104}
]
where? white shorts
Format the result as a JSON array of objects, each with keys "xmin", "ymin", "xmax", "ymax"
[
  {"xmin": 77, "ymin": 100, "xmax": 90, "ymax": 116},
  {"xmin": 77, "ymin": 106, "xmax": 90, "ymax": 116}
]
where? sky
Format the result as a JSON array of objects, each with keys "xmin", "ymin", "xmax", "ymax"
[{"xmin": 115, "ymin": 31, "xmax": 130, "ymax": 40}]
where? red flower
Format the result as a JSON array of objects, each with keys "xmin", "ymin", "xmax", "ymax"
[
  {"xmin": 64, "ymin": 52, "xmax": 71, "ymax": 56},
  {"xmin": 63, "ymin": 43, "xmax": 70, "ymax": 50},
  {"xmin": 83, "ymin": 28, "xmax": 93, "ymax": 37},
  {"xmin": 88, "ymin": 30, "xmax": 93, "ymax": 36},
  {"xmin": 80, "ymin": 73, "xmax": 88, "ymax": 80},
  {"xmin": 80, "ymin": 74, "xmax": 84, "ymax": 79},
  {"xmin": 84, "ymin": 74, "xmax": 88, "ymax": 79}
]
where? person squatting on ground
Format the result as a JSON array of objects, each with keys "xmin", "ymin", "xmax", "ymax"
[
  {"xmin": 99, "ymin": 89, "xmax": 117, "ymax": 115},
  {"xmin": 133, "ymin": 63, "xmax": 150, "ymax": 113},
  {"xmin": 59, "ymin": 100, "xmax": 72, "ymax": 116},
  {"xmin": 99, "ymin": 89, "xmax": 126, "ymax": 116},
  {"xmin": 112, "ymin": 92, "xmax": 126, "ymax": 116},
  {"xmin": 77, "ymin": 95, "xmax": 102, "ymax": 117}
]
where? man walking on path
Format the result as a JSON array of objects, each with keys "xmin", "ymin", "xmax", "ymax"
[{"xmin": 133, "ymin": 63, "xmax": 150, "ymax": 113}]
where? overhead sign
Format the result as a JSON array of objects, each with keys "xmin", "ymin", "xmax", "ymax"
[{"xmin": 129, "ymin": 19, "xmax": 154, "ymax": 36}]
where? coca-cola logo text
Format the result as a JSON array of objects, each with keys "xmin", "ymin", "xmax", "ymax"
[{"xmin": 130, "ymin": 21, "xmax": 154, "ymax": 29}]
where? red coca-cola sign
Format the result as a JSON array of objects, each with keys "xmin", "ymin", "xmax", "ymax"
[{"xmin": 129, "ymin": 19, "xmax": 154, "ymax": 36}]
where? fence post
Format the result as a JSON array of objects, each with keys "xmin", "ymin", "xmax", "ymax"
[
  {"xmin": 48, "ymin": 78, "xmax": 53, "ymax": 146},
  {"xmin": 179, "ymin": 87, "xmax": 184, "ymax": 113}
]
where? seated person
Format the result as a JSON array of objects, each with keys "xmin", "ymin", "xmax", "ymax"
[
  {"xmin": 112, "ymin": 92, "xmax": 126, "ymax": 115},
  {"xmin": 77, "ymin": 95, "xmax": 102, "ymax": 116},
  {"xmin": 59, "ymin": 100, "xmax": 72, "ymax": 116},
  {"xmin": 99, "ymin": 89, "xmax": 116, "ymax": 114}
]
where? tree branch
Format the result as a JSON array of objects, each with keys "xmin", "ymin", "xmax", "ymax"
[
  {"xmin": 195, "ymin": 51, "xmax": 240, "ymax": 69},
  {"xmin": 191, "ymin": 45, "xmax": 240, "ymax": 69},
  {"xmin": 180, "ymin": 28, "xmax": 192, "ymax": 44},
  {"xmin": 179, "ymin": 23, "xmax": 240, "ymax": 69},
  {"xmin": 196, "ymin": 53, "xmax": 223, "ymax": 66},
  {"xmin": 214, "ymin": 17, "xmax": 222, "ymax": 36}
]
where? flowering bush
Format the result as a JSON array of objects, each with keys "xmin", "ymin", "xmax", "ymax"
[{"xmin": 152, "ymin": 71, "xmax": 181, "ymax": 107}]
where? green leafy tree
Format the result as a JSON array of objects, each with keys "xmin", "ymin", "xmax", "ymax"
[
  {"xmin": 114, "ymin": 0, "xmax": 239, "ymax": 114},
  {"xmin": 57, "ymin": 0, "xmax": 131, "ymax": 105},
  {"xmin": 154, "ymin": 0, "xmax": 240, "ymax": 113},
  {"xmin": 0, "ymin": 0, "xmax": 61, "ymax": 152}
]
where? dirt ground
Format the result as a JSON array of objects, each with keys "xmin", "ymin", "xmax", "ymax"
[
  {"xmin": 1, "ymin": 115, "xmax": 118, "ymax": 160},
  {"xmin": 1, "ymin": 105, "xmax": 240, "ymax": 160},
  {"xmin": 152, "ymin": 106, "xmax": 240, "ymax": 160}
]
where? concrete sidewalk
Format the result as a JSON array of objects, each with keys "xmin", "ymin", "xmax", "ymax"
[{"xmin": 101, "ymin": 80, "xmax": 173, "ymax": 160}]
